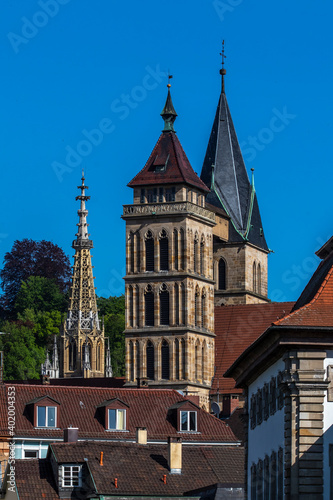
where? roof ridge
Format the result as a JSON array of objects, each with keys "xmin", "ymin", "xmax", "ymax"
[
  {"xmin": 127, "ymin": 133, "xmax": 164, "ymax": 186},
  {"xmin": 274, "ymin": 262, "xmax": 333, "ymax": 326}
]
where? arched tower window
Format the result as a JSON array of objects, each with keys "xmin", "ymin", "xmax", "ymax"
[
  {"xmin": 181, "ymin": 339, "xmax": 185, "ymax": 380},
  {"xmin": 194, "ymin": 233, "xmax": 199, "ymax": 273},
  {"xmin": 130, "ymin": 341, "xmax": 134, "ymax": 381},
  {"xmin": 194, "ymin": 286, "xmax": 200, "ymax": 327},
  {"xmin": 129, "ymin": 232, "xmax": 134, "ymax": 273},
  {"xmin": 195, "ymin": 341, "xmax": 199, "ymax": 381},
  {"xmin": 145, "ymin": 285, "xmax": 154, "ymax": 326},
  {"xmin": 218, "ymin": 259, "xmax": 226, "ymax": 290},
  {"xmin": 180, "ymin": 228, "xmax": 185, "ymax": 270},
  {"xmin": 159, "ymin": 229, "xmax": 169, "ymax": 271},
  {"xmin": 145, "ymin": 230, "xmax": 154, "ymax": 272},
  {"xmin": 201, "ymin": 289, "xmax": 206, "ymax": 329},
  {"xmin": 174, "ymin": 283, "xmax": 179, "ymax": 326},
  {"xmin": 136, "ymin": 340, "xmax": 140, "ymax": 380},
  {"xmin": 181, "ymin": 283, "xmax": 185, "ymax": 325},
  {"xmin": 200, "ymin": 236, "xmax": 205, "ymax": 275},
  {"xmin": 175, "ymin": 338, "xmax": 180, "ymax": 380},
  {"xmin": 253, "ymin": 262, "xmax": 257, "ymax": 293},
  {"xmin": 129, "ymin": 286, "xmax": 133, "ymax": 327},
  {"xmin": 202, "ymin": 341, "xmax": 206, "ymax": 383},
  {"xmin": 146, "ymin": 341, "xmax": 154, "ymax": 380},
  {"xmin": 136, "ymin": 232, "xmax": 141, "ymax": 272},
  {"xmin": 159, "ymin": 284, "xmax": 169, "ymax": 326},
  {"xmin": 161, "ymin": 340, "xmax": 170, "ymax": 380},
  {"xmin": 174, "ymin": 229, "xmax": 178, "ymax": 271},
  {"xmin": 257, "ymin": 263, "xmax": 261, "ymax": 295}
]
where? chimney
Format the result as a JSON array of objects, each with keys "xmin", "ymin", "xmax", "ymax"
[
  {"xmin": 41, "ymin": 374, "xmax": 50, "ymax": 385},
  {"xmin": 168, "ymin": 437, "xmax": 182, "ymax": 474},
  {"xmin": 137, "ymin": 377, "xmax": 149, "ymax": 388},
  {"xmin": 136, "ymin": 427, "xmax": 147, "ymax": 445},
  {"xmin": 64, "ymin": 427, "xmax": 79, "ymax": 443},
  {"xmin": 99, "ymin": 451, "xmax": 104, "ymax": 466}
]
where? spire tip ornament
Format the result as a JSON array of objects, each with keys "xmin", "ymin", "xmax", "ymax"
[
  {"xmin": 220, "ymin": 40, "xmax": 227, "ymax": 93},
  {"xmin": 161, "ymin": 74, "xmax": 177, "ymax": 132}
]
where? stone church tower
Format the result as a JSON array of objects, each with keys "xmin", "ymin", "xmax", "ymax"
[
  {"xmin": 200, "ymin": 51, "xmax": 270, "ymax": 306},
  {"xmin": 123, "ymin": 84, "xmax": 216, "ymax": 407},
  {"xmin": 60, "ymin": 173, "xmax": 107, "ymax": 378}
]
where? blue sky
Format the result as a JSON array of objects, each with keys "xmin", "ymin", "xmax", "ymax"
[{"xmin": 1, "ymin": 0, "xmax": 332, "ymax": 302}]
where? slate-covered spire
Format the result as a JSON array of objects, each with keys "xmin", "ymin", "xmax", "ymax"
[
  {"xmin": 161, "ymin": 77, "xmax": 177, "ymax": 132},
  {"xmin": 200, "ymin": 53, "xmax": 268, "ymax": 251}
]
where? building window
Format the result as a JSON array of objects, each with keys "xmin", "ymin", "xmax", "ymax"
[
  {"xmin": 200, "ymin": 237, "xmax": 204, "ymax": 275},
  {"xmin": 108, "ymin": 408, "xmax": 126, "ymax": 430},
  {"xmin": 136, "ymin": 340, "xmax": 140, "ymax": 380},
  {"xmin": 250, "ymin": 394, "xmax": 257, "ymax": 429},
  {"xmin": 263, "ymin": 383, "xmax": 269, "ymax": 421},
  {"xmin": 136, "ymin": 232, "xmax": 141, "ymax": 272},
  {"xmin": 159, "ymin": 230, "xmax": 169, "ymax": 270},
  {"xmin": 194, "ymin": 287, "xmax": 199, "ymax": 327},
  {"xmin": 256, "ymin": 389, "xmax": 263, "ymax": 426},
  {"xmin": 264, "ymin": 455, "xmax": 269, "ymax": 500},
  {"xmin": 130, "ymin": 341, "xmax": 134, "ymax": 381},
  {"xmin": 180, "ymin": 411, "xmax": 197, "ymax": 432},
  {"xmin": 175, "ymin": 338, "xmax": 180, "ymax": 380},
  {"xmin": 270, "ymin": 377, "xmax": 277, "ymax": 415},
  {"xmin": 37, "ymin": 406, "xmax": 56, "ymax": 428},
  {"xmin": 181, "ymin": 339, "xmax": 185, "ymax": 380},
  {"xmin": 277, "ymin": 372, "xmax": 284, "ymax": 410},
  {"xmin": 69, "ymin": 341, "xmax": 76, "ymax": 371},
  {"xmin": 194, "ymin": 234, "xmax": 199, "ymax": 273},
  {"xmin": 257, "ymin": 459, "xmax": 263, "ymax": 500},
  {"xmin": 159, "ymin": 187, "xmax": 164, "ymax": 202},
  {"xmin": 258, "ymin": 263, "xmax": 261, "ymax": 295},
  {"xmin": 146, "ymin": 341, "xmax": 154, "ymax": 380},
  {"xmin": 253, "ymin": 261, "xmax": 257, "ymax": 292},
  {"xmin": 130, "ymin": 232, "xmax": 134, "ymax": 273},
  {"xmin": 147, "ymin": 188, "xmax": 157, "ymax": 203},
  {"xmin": 145, "ymin": 231, "xmax": 154, "ymax": 272},
  {"xmin": 24, "ymin": 450, "xmax": 39, "ymax": 459},
  {"xmin": 129, "ymin": 286, "xmax": 134, "ymax": 327},
  {"xmin": 251, "ymin": 464, "xmax": 257, "ymax": 500},
  {"xmin": 145, "ymin": 285, "xmax": 154, "ymax": 326},
  {"xmin": 180, "ymin": 228, "xmax": 185, "ymax": 270},
  {"xmin": 161, "ymin": 340, "xmax": 170, "ymax": 380},
  {"xmin": 174, "ymin": 283, "xmax": 179, "ymax": 325},
  {"xmin": 195, "ymin": 342, "xmax": 199, "ymax": 381},
  {"xmin": 140, "ymin": 188, "xmax": 145, "ymax": 203},
  {"xmin": 277, "ymin": 448, "xmax": 283, "ymax": 499},
  {"xmin": 62, "ymin": 465, "xmax": 82, "ymax": 488},
  {"xmin": 159, "ymin": 284, "xmax": 169, "ymax": 325},
  {"xmin": 165, "ymin": 187, "xmax": 175, "ymax": 202},
  {"xmin": 202, "ymin": 343, "xmax": 206, "ymax": 382},
  {"xmin": 270, "ymin": 451, "xmax": 277, "ymax": 500},
  {"xmin": 135, "ymin": 286, "xmax": 140, "ymax": 328},
  {"xmin": 174, "ymin": 229, "xmax": 178, "ymax": 270},
  {"xmin": 218, "ymin": 259, "xmax": 226, "ymax": 290},
  {"xmin": 201, "ymin": 290, "xmax": 206, "ymax": 328}
]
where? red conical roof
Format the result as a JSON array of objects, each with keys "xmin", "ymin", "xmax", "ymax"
[{"xmin": 128, "ymin": 131, "xmax": 209, "ymax": 192}]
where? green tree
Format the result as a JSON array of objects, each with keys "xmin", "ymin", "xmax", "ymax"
[
  {"xmin": 0, "ymin": 321, "xmax": 45, "ymax": 380},
  {"xmin": 14, "ymin": 276, "xmax": 68, "ymax": 316},
  {"xmin": 18, "ymin": 309, "xmax": 63, "ymax": 347},
  {"xmin": 98, "ymin": 295, "xmax": 125, "ymax": 377}
]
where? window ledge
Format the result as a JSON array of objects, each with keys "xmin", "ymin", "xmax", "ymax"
[
  {"xmin": 105, "ymin": 429, "xmax": 129, "ymax": 433},
  {"xmin": 34, "ymin": 427, "xmax": 60, "ymax": 430},
  {"xmin": 177, "ymin": 431, "xmax": 201, "ymax": 435}
]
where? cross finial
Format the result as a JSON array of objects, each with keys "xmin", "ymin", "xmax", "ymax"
[{"xmin": 220, "ymin": 40, "xmax": 227, "ymax": 93}]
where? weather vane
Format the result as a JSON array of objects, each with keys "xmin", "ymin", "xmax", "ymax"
[
  {"xmin": 167, "ymin": 72, "xmax": 173, "ymax": 88},
  {"xmin": 220, "ymin": 40, "xmax": 226, "ymax": 70},
  {"xmin": 220, "ymin": 40, "xmax": 227, "ymax": 93}
]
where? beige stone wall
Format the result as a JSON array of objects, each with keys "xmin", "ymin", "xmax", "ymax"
[{"xmin": 212, "ymin": 214, "xmax": 228, "ymax": 241}]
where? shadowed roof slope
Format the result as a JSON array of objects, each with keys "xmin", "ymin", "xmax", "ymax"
[
  {"xmin": 52, "ymin": 441, "xmax": 244, "ymax": 497},
  {"xmin": 201, "ymin": 85, "xmax": 268, "ymax": 251},
  {"xmin": 213, "ymin": 302, "xmax": 294, "ymax": 394},
  {"xmin": 275, "ymin": 250, "xmax": 333, "ymax": 327}
]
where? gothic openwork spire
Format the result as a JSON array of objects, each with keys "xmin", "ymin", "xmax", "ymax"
[
  {"xmin": 160, "ymin": 76, "xmax": 177, "ymax": 132},
  {"xmin": 74, "ymin": 170, "xmax": 92, "ymax": 249}
]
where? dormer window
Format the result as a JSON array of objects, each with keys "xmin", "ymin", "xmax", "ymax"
[
  {"xmin": 180, "ymin": 410, "xmax": 197, "ymax": 432},
  {"xmin": 62, "ymin": 465, "xmax": 82, "ymax": 487},
  {"xmin": 97, "ymin": 397, "xmax": 129, "ymax": 432},
  {"xmin": 108, "ymin": 408, "xmax": 126, "ymax": 430},
  {"xmin": 37, "ymin": 405, "xmax": 57, "ymax": 428}
]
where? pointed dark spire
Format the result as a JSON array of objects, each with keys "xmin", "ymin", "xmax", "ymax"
[
  {"xmin": 220, "ymin": 40, "xmax": 227, "ymax": 94},
  {"xmin": 200, "ymin": 58, "xmax": 268, "ymax": 251},
  {"xmin": 161, "ymin": 76, "xmax": 177, "ymax": 132}
]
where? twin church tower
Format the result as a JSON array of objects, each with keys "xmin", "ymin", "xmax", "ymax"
[{"xmin": 43, "ymin": 57, "xmax": 269, "ymax": 407}]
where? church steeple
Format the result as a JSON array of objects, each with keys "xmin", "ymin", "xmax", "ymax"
[
  {"xmin": 161, "ymin": 77, "xmax": 177, "ymax": 132},
  {"xmin": 60, "ymin": 172, "xmax": 105, "ymax": 378},
  {"xmin": 200, "ymin": 51, "xmax": 268, "ymax": 252}
]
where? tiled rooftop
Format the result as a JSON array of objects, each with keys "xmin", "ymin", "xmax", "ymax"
[
  {"xmin": 8, "ymin": 385, "xmax": 237, "ymax": 443},
  {"xmin": 213, "ymin": 302, "xmax": 294, "ymax": 394},
  {"xmin": 128, "ymin": 131, "xmax": 209, "ymax": 192}
]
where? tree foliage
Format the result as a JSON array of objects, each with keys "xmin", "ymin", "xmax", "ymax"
[
  {"xmin": 0, "ymin": 239, "xmax": 71, "ymax": 313},
  {"xmin": 98, "ymin": 295, "xmax": 125, "ymax": 377},
  {"xmin": 14, "ymin": 276, "xmax": 68, "ymax": 316}
]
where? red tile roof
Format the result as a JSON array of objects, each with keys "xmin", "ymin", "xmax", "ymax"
[
  {"xmin": 213, "ymin": 302, "xmax": 294, "ymax": 394},
  {"xmin": 0, "ymin": 385, "xmax": 10, "ymax": 436},
  {"xmin": 9, "ymin": 385, "xmax": 237, "ymax": 443},
  {"xmin": 128, "ymin": 131, "xmax": 209, "ymax": 192},
  {"xmin": 275, "ymin": 253, "xmax": 333, "ymax": 327},
  {"xmin": 53, "ymin": 441, "xmax": 244, "ymax": 496}
]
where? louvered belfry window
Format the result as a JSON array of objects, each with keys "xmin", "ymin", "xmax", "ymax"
[
  {"xmin": 145, "ymin": 286, "xmax": 154, "ymax": 326},
  {"xmin": 161, "ymin": 340, "xmax": 170, "ymax": 380},
  {"xmin": 159, "ymin": 230, "xmax": 169, "ymax": 271},
  {"xmin": 145, "ymin": 231, "xmax": 154, "ymax": 272},
  {"xmin": 159, "ymin": 284, "xmax": 169, "ymax": 325},
  {"xmin": 146, "ymin": 341, "xmax": 154, "ymax": 380}
]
